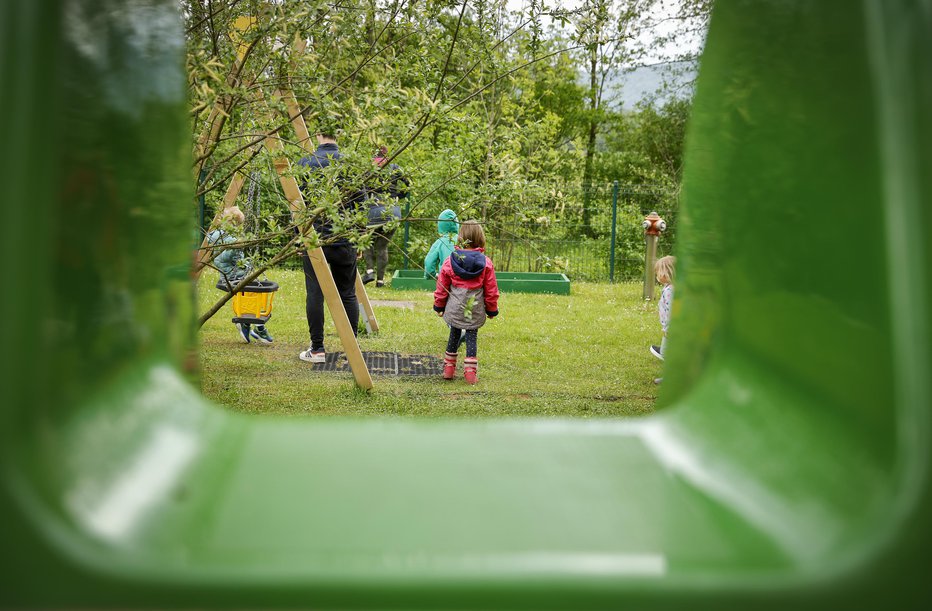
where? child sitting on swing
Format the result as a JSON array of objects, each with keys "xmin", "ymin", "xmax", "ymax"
[
  {"xmin": 207, "ymin": 206, "xmax": 274, "ymax": 344},
  {"xmin": 433, "ymin": 220, "xmax": 500, "ymax": 384}
]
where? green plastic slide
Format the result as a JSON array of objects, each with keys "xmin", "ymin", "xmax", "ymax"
[{"xmin": 1, "ymin": 0, "xmax": 929, "ymax": 608}]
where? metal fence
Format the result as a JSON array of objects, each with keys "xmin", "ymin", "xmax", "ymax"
[
  {"xmin": 395, "ymin": 181, "xmax": 679, "ymax": 283},
  {"xmin": 201, "ymin": 179, "xmax": 679, "ymax": 283}
]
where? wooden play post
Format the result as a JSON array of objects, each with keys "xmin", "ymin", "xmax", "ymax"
[
  {"xmin": 356, "ymin": 273, "xmax": 379, "ymax": 334},
  {"xmin": 642, "ymin": 211, "xmax": 667, "ymax": 300},
  {"xmin": 277, "ymin": 88, "xmax": 379, "ymax": 334},
  {"xmin": 192, "ymin": 170, "xmax": 250, "ymax": 277},
  {"xmin": 191, "ymin": 31, "xmax": 376, "ymax": 388},
  {"xmin": 304, "ymin": 246, "xmax": 373, "ymax": 389},
  {"xmin": 264, "ymin": 135, "xmax": 373, "ymax": 391}
]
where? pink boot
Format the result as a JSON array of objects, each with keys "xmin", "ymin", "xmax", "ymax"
[
  {"xmin": 464, "ymin": 357, "xmax": 478, "ymax": 385},
  {"xmin": 442, "ymin": 351, "xmax": 457, "ymax": 380}
]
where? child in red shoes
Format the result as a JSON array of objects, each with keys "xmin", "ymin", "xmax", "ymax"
[{"xmin": 433, "ymin": 220, "xmax": 500, "ymax": 384}]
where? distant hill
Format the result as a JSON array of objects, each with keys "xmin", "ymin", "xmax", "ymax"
[{"xmin": 605, "ymin": 60, "xmax": 699, "ymax": 111}]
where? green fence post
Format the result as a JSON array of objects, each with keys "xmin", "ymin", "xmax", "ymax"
[
  {"xmin": 402, "ymin": 201, "xmax": 410, "ymax": 269},
  {"xmin": 609, "ymin": 180, "xmax": 619, "ymax": 282}
]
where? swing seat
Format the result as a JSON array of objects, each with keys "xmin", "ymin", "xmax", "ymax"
[{"xmin": 215, "ymin": 279, "xmax": 279, "ymax": 325}]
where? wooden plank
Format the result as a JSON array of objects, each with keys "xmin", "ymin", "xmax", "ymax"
[
  {"xmin": 192, "ymin": 55, "xmax": 259, "ymax": 181},
  {"xmin": 264, "ymin": 135, "xmax": 306, "ymax": 216},
  {"xmin": 274, "ymin": 88, "xmax": 380, "ymax": 336},
  {"xmin": 643, "ymin": 235, "xmax": 658, "ymax": 301},
  {"xmin": 355, "ymin": 271, "xmax": 380, "ymax": 333},
  {"xmin": 264, "ymin": 135, "xmax": 373, "ymax": 390},
  {"xmin": 307, "ymin": 248, "xmax": 373, "ymax": 390},
  {"xmin": 278, "ymin": 88, "xmax": 313, "ymax": 152},
  {"xmin": 193, "ymin": 171, "xmax": 248, "ymax": 276},
  {"xmin": 192, "ymin": 27, "xmax": 373, "ymax": 387},
  {"xmin": 280, "ymin": 36, "xmax": 310, "ymax": 149}
]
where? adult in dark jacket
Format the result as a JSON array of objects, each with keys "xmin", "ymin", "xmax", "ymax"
[
  {"xmin": 362, "ymin": 146, "xmax": 409, "ymax": 287},
  {"xmin": 295, "ymin": 130, "xmax": 362, "ymax": 363}
]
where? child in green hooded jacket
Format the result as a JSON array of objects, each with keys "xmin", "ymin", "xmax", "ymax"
[{"xmin": 423, "ymin": 209, "xmax": 459, "ymax": 278}]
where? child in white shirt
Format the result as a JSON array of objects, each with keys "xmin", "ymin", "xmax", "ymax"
[{"xmin": 650, "ymin": 255, "xmax": 676, "ymax": 362}]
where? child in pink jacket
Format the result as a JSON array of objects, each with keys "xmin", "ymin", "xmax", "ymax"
[{"xmin": 433, "ymin": 220, "xmax": 500, "ymax": 384}]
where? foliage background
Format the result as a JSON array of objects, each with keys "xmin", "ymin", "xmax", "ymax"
[
  {"xmin": 185, "ymin": 0, "xmax": 708, "ymax": 284},
  {"xmin": 199, "ymin": 273, "xmax": 664, "ymax": 416}
]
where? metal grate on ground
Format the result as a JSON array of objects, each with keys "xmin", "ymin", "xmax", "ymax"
[{"xmin": 311, "ymin": 351, "xmax": 444, "ymax": 376}]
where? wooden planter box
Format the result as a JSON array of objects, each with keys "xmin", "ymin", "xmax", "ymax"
[{"xmin": 389, "ymin": 269, "xmax": 571, "ymax": 295}]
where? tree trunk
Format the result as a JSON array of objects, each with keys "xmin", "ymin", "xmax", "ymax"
[
  {"xmin": 581, "ymin": 51, "xmax": 598, "ymax": 237},
  {"xmin": 366, "ymin": 0, "xmax": 377, "ymax": 48}
]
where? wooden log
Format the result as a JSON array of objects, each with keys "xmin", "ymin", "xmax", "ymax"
[
  {"xmin": 193, "ymin": 171, "xmax": 248, "ymax": 277},
  {"xmin": 306, "ymin": 248, "xmax": 374, "ymax": 390},
  {"xmin": 264, "ymin": 135, "xmax": 373, "ymax": 390},
  {"xmin": 356, "ymin": 271, "xmax": 380, "ymax": 334}
]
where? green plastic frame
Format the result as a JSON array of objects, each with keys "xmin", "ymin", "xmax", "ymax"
[{"xmin": 1, "ymin": 0, "xmax": 930, "ymax": 608}]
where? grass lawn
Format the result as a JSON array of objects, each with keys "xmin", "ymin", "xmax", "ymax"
[{"xmin": 198, "ymin": 270, "xmax": 664, "ymax": 418}]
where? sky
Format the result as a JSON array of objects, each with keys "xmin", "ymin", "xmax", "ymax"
[{"xmin": 505, "ymin": 0, "xmax": 705, "ymax": 64}]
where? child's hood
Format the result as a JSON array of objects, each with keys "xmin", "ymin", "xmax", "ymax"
[
  {"xmin": 437, "ymin": 209, "xmax": 459, "ymax": 236},
  {"xmin": 450, "ymin": 248, "xmax": 487, "ymax": 279}
]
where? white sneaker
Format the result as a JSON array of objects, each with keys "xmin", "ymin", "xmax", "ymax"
[
  {"xmin": 649, "ymin": 345, "xmax": 664, "ymax": 361},
  {"xmin": 299, "ymin": 347, "xmax": 326, "ymax": 363}
]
